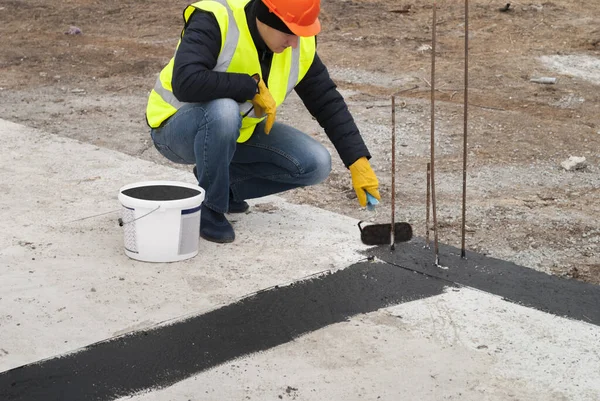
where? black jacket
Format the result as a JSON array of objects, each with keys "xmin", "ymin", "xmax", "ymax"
[{"xmin": 171, "ymin": 0, "xmax": 370, "ymax": 167}]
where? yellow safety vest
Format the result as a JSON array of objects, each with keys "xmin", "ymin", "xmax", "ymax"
[{"xmin": 146, "ymin": 0, "xmax": 316, "ymax": 143}]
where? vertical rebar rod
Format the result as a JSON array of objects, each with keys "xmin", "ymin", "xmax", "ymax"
[
  {"xmin": 426, "ymin": 162, "xmax": 431, "ymax": 247},
  {"xmin": 461, "ymin": 0, "xmax": 469, "ymax": 258},
  {"xmin": 390, "ymin": 95, "xmax": 396, "ymax": 251},
  {"xmin": 430, "ymin": 1, "xmax": 440, "ymax": 265}
]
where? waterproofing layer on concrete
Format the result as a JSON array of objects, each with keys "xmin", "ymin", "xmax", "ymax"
[{"xmin": 0, "ymin": 119, "xmax": 599, "ymax": 401}]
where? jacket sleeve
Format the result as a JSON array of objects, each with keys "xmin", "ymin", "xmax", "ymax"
[
  {"xmin": 294, "ymin": 53, "xmax": 371, "ymax": 168},
  {"xmin": 172, "ymin": 10, "xmax": 257, "ymax": 103}
]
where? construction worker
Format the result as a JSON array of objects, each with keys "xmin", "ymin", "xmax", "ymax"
[{"xmin": 146, "ymin": 0, "xmax": 381, "ymax": 243}]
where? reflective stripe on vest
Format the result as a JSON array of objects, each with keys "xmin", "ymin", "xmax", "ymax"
[{"xmin": 146, "ymin": 0, "xmax": 315, "ymax": 143}]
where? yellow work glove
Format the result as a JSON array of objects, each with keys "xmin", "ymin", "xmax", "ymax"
[
  {"xmin": 251, "ymin": 74, "xmax": 276, "ymax": 134},
  {"xmin": 349, "ymin": 157, "xmax": 381, "ymax": 207}
]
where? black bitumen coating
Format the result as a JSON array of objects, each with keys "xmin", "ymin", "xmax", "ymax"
[
  {"xmin": 0, "ymin": 261, "xmax": 448, "ymax": 401},
  {"xmin": 371, "ymin": 237, "xmax": 600, "ymax": 326},
  {"xmin": 121, "ymin": 185, "xmax": 201, "ymax": 201},
  {"xmin": 3, "ymin": 237, "xmax": 598, "ymax": 401}
]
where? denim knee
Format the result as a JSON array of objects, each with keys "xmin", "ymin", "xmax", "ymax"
[
  {"xmin": 208, "ymin": 98, "xmax": 243, "ymax": 142},
  {"xmin": 303, "ymin": 144, "xmax": 332, "ymax": 185}
]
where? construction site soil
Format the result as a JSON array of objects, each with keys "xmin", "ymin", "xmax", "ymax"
[{"xmin": 1, "ymin": 0, "xmax": 599, "ymax": 283}]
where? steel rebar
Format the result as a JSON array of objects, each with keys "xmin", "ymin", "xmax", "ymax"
[
  {"xmin": 461, "ymin": 0, "xmax": 469, "ymax": 258},
  {"xmin": 430, "ymin": 1, "xmax": 440, "ymax": 265},
  {"xmin": 391, "ymin": 95, "xmax": 396, "ymax": 251}
]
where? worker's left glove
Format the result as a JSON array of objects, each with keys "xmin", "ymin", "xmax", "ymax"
[
  {"xmin": 349, "ymin": 157, "xmax": 381, "ymax": 208},
  {"xmin": 251, "ymin": 74, "xmax": 276, "ymax": 134}
]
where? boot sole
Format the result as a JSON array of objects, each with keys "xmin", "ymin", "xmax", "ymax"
[{"xmin": 200, "ymin": 232, "xmax": 235, "ymax": 244}]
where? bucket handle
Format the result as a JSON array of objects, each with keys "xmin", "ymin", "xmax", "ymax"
[{"xmin": 118, "ymin": 205, "xmax": 161, "ymax": 227}]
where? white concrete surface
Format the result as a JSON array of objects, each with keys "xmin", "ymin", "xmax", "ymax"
[
  {"xmin": 1, "ymin": 119, "xmax": 599, "ymax": 400},
  {"xmin": 123, "ymin": 288, "xmax": 600, "ymax": 401}
]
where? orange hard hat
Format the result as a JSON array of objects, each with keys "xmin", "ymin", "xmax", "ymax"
[{"xmin": 261, "ymin": 0, "xmax": 321, "ymax": 37}]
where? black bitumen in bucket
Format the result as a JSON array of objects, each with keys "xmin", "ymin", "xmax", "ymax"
[{"xmin": 121, "ymin": 185, "xmax": 201, "ymax": 201}]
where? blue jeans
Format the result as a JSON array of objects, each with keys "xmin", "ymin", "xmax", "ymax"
[{"xmin": 150, "ymin": 99, "xmax": 332, "ymax": 213}]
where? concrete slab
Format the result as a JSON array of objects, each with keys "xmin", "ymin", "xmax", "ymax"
[
  {"xmin": 0, "ymin": 119, "xmax": 368, "ymax": 372},
  {"xmin": 1, "ymin": 120, "xmax": 599, "ymax": 401},
  {"xmin": 122, "ymin": 288, "xmax": 600, "ymax": 401}
]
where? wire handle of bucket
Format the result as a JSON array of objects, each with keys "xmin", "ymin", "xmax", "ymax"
[{"xmin": 118, "ymin": 205, "xmax": 161, "ymax": 227}]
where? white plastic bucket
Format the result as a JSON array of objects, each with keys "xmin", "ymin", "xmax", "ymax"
[{"xmin": 118, "ymin": 181, "xmax": 205, "ymax": 263}]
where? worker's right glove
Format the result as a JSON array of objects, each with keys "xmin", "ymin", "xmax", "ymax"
[
  {"xmin": 349, "ymin": 156, "xmax": 381, "ymax": 208},
  {"xmin": 251, "ymin": 74, "xmax": 276, "ymax": 134}
]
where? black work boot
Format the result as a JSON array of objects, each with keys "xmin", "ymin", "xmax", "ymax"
[
  {"xmin": 228, "ymin": 197, "xmax": 249, "ymax": 214},
  {"xmin": 200, "ymin": 204, "xmax": 235, "ymax": 243}
]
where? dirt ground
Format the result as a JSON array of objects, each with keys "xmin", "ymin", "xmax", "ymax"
[{"xmin": 1, "ymin": 0, "xmax": 598, "ymax": 283}]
